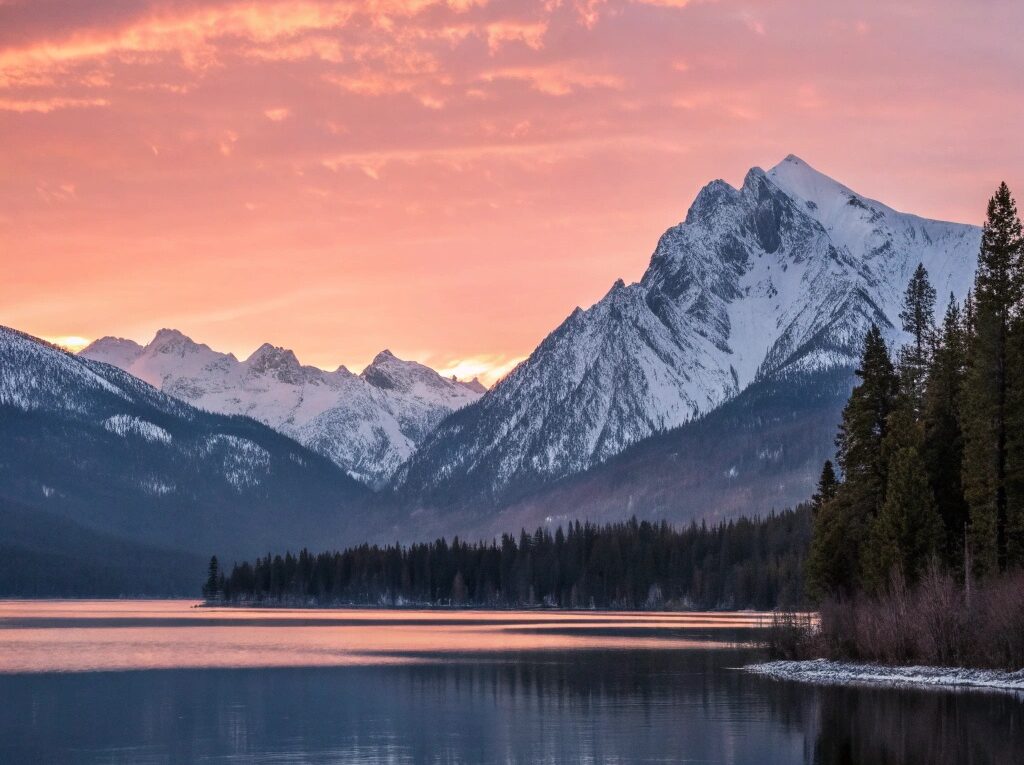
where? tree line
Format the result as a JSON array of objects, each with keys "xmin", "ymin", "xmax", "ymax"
[
  {"xmin": 206, "ymin": 509, "xmax": 810, "ymax": 609},
  {"xmin": 807, "ymin": 182, "xmax": 1024, "ymax": 600}
]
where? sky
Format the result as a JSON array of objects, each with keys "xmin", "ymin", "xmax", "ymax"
[{"xmin": 2, "ymin": 0, "xmax": 1022, "ymax": 384}]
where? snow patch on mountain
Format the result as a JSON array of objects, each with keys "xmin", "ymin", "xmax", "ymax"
[{"xmin": 103, "ymin": 414, "xmax": 172, "ymax": 444}]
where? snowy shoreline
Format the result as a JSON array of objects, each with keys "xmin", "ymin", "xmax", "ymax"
[{"xmin": 743, "ymin": 659, "xmax": 1024, "ymax": 695}]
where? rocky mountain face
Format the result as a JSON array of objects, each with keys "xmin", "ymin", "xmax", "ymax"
[
  {"xmin": 0, "ymin": 326, "xmax": 371, "ymax": 590},
  {"xmin": 394, "ymin": 155, "xmax": 980, "ymax": 511},
  {"xmin": 81, "ymin": 332, "xmax": 484, "ymax": 486}
]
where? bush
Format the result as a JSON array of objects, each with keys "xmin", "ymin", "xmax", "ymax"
[{"xmin": 781, "ymin": 568, "xmax": 1024, "ymax": 670}]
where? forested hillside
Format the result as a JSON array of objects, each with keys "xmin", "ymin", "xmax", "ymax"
[{"xmin": 212, "ymin": 509, "xmax": 811, "ymax": 610}]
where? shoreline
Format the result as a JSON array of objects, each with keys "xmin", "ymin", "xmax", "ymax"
[
  {"xmin": 743, "ymin": 658, "xmax": 1024, "ymax": 695},
  {"xmin": 199, "ymin": 600, "xmax": 785, "ymax": 616}
]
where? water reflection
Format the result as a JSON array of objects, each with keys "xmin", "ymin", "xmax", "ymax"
[{"xmin": 0, "ymin": 601, "xmax": 1020, "ymax": 764}]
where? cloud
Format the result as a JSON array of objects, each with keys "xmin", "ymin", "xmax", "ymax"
[
  {"xmin": 0, "ymin": 0, "xmax": 491, "ymax": 84},
  {"xmin": 218, "ymin": 129, "xmax": 239, "ymax": 156},
  {"xmin": 0, "ymin": 96, "xmax": 109, "ymax": 112},
  {"xmin": 485, "ymin": 21, "xmax": 547, "ymax": 53},
  {"xmin": 478, "ymin": 64, "xmax": 624, "ymax": 95}
]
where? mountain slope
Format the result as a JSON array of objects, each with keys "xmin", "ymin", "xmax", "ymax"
[
  {"xmin": 81, "ymin": 332, "xmax": 483, "ymax": 485},
  {"xmin": 0, "ymin": 498, "xmax": 204, "ymax": 596},
  {"xmin": 395, "ymin": 155, "xmax": 980, "ymax": 509},
  {"xmin": 380, "ymin": 367, "xmax": 853, "ymax": 543},
  {"xmin": 0, "ymin": 326, "xmax": 371, "ymax": 568}
]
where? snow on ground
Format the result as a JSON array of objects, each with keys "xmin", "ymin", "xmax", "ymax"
[{"xmin": 743, "ymin": 658, "xmax": 1024, "ymax": 695}]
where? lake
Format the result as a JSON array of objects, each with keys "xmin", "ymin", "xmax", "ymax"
[{"xmin": 0, "ymin": 601, "xmax": 1020, "ymax": 764}]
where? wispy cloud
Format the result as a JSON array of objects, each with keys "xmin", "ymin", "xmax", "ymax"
[
  {"xmin": 0, "ymin": 96, "xmax": 109, "ymax": 112},
  {"xmin": 478, "ymin": 63, "xmax": 623, "ymax": 95}
]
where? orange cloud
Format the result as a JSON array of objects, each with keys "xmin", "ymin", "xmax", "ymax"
[
  {"xmin": 485, "ymin": 21, "xmax": 548, "ymax": 53},
  {"xmin": 479, "ymin": 64, "xmax": 623, "ymax": 95},
  {"xmin": 0, "ymin": 96, "xmax": 109, "ymax": 112}
]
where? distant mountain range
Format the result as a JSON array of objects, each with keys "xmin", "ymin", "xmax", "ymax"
[
  {"xmin": 1, "ymin": 155, "xmax": 984, "ymax": 593},
  {"xmin": 81, "ymin": 331, "xmax": 483, "ymax": 486},
  {"xmin": 0, "ymin": 327, "xmax": 371, "ymax": 593}
]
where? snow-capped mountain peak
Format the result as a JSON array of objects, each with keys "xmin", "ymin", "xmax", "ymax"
[
  {"xmin": 396, "ymin": 155, "xmax": 982, "ymax": 505},
  {"xmin": 80, "ymin": 336, "xmax": 144, "ymax": 369},
  {"xmin": 244, "ymin": 343, "xmax": 310, "ymax": 383},
  {"xmin": 81, "ymin": 332, "xmax": 483, "ymax": 485}
]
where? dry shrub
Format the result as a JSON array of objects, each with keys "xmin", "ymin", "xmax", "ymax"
[
  {"xmin": 765, "ymin": 611, "xmax": 817, "ymax": 659},
  {"xmin": 785, "ymin": 568, "xmax": 1024, "ymax": 670},
  {"xmin": 970, "ymin": 569, "xmax": 1024, "ymax": 669},
  {"xmin": 910, "ymin": 565, "xmax": 968, "ymax": 665}
]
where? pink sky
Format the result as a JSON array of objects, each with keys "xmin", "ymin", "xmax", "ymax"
[{"xmin": 2, "ymin": 0, "xmax": 1022, "ymax": 383}]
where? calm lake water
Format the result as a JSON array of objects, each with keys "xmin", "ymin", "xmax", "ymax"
[{"xmin": 0, "ymin": 601, "xmax": 1021, "ymax": 764}]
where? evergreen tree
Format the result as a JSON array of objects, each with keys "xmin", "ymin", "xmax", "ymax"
[
  {"xmin": 811, "ymin": 460, "xmax": 838, "ymax": 517},
  {"xmin": 809, "ymin": 326, "xmax": 898, "ymax": 599},
  {"xmin": 805, "ymin": 460, "xmax": 846, "ymax": 602},
  {"xmin": 922, "ymin": 295, "xmax": 969, "ymax": 566},
  {"xmin": 203, "ymin": 555, "xmax": 220, "ymax": 600},
  {"xmin": 962, "ymin": 183, "xmax": 1024, "ymax": 574},
  {"xmin": 899, "ymin": 263, "xmax": 937, "ymax": 408},
  {"xmin": 864, "ymin": 447, "xmax": 942, "ymax": 589}
]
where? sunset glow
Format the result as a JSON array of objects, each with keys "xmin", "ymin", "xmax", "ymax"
[
  {"xmin": 3, "ymin": 0, "xmax": 1023, "ymax": 375},
  {"xmin": 43, "ymin": 335, "xmax": 91, "ymax": 352}
]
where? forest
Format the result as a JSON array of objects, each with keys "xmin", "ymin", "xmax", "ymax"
[
  {"xmin": 208, "ymin": 509, "xmax": 810, "ymax": 610},
  {"xmin": 796, "ymin": 182, "xmax": 1024, "ymax": 669}
]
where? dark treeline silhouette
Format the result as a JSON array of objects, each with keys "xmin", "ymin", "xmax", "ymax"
[
  {"xmin": 796, "ymin": 182, "xmax": 1024, "ymax": 669},
  {"xmin": 208, "ymin": 510, "xmax": 810, "ymax": 610}
]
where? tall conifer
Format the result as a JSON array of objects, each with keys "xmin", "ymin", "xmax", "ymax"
[
  {"xmin": 922, "ymin": 295, "xmax": 969, "ymax": 566},
  {"xmin": 805, "ymin": 460, "xmax": 842, "ymax": 602},
  {"xmin": 962, "ymin": 183, "xmax": 1024, "ymax": 574},
  {"xmin": 812, "ymin": 325, "xmax": 898, "ymax": 597},
  {"xmin": 899, "ymin": 263, "xmax": 937, "ymax": 410},
  {"xmin": 865, "ymin": 447, "xmax": 942, "ymax": 590}
]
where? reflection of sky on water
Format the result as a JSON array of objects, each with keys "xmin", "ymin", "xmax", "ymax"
[{"xmin": 0, "ymin": 600, "xmax": 769, "ymax": 674}]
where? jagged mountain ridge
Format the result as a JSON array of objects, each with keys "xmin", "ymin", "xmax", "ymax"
[
  {"xmin": 0, "ymin": 326, "xmax": 371, "ymax": 567},
  {"xmin": 81, "ymin": 331, "xmax": 484, "ymax": 485},
  {"xmin": 394, "ymin": 155, "xmax": 980, "ymax": 507}
]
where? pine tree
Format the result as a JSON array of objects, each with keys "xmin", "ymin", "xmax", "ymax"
[
  {"xmin": 922, "ymin": 295, "xmax": 969, "ymax": 566},
  {"xmin": 962, "ymin": 183, "xmax": 1024, "ymax": 574},
  {"xmin": 864, "ymin": 447, "xmax": 942, "ymax": 590},
  {"xmin": 805, "ymin": 460, "xmax": 843, "ymax": 602},
  {"xmin": 810, "ymin": 326, "xmax": 898, "ymax": 598},
  {"xmin": 899, "ymin": 263, "xmax": 937, "ymax": 409},
  {"xmin": 811, "ymin": 460, "xmax": 838, "ymax": 517},
  {"xmin": 838, "ymin": 325, "xmax": 900, "ymax": 483},
  {"xmin": 203, "ymin": 555, "xmax": 220, "ymax": 600}
]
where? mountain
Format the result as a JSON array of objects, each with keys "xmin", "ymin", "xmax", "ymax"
[
  {"xmin": 81, "ymin": 331, "xmax": 484, "ymax": 486},
  {"xmin": 0, "ymin": 326, "xmax": 372, "ymax": 592},
  {"xmin": 393, "ymin": 155, "xmax": 980, "ymax": 514},
  {"xmin": 0, "ymin": 497, "xmax": 204, "ymax": 596}
]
